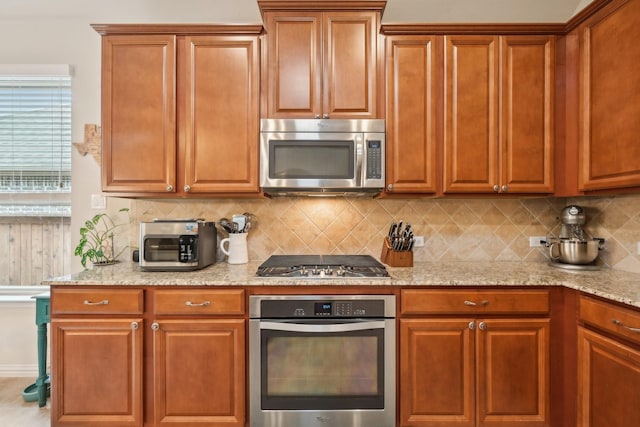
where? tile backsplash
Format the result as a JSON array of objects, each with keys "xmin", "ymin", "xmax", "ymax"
[{"xmin": 122, "ymin": 193, "xmax": 640, "ymax": 274}]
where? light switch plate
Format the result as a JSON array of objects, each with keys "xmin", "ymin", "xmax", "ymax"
[
  {"xmin": 413, "ymin": 236, "xmax": 425, "ymax": 247},
  {"xmin": 91, "ymin": 194, "xmax": 106, "ymax": 209}
]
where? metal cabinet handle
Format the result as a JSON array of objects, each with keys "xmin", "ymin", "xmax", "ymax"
[
  {"xmin": 314, "ymin": 114, "xmax": 321, "ymax": 119},
  {"xmin": 83, "ymin": 299, "xmax": 109, "ymax": 306},
  {"xmin": 468, "ymin": 321, "xmax": 476, "ymax": 330},
  {"xmin": 323, "ymin": 114, "xmax": 329, "ymax": 119},
  {"xmin": 387, "ymin": 184, "xmax": 393, "ymax": 192},
  {"xmin": 166, "ymin": 184, "xmax": 174, "ymax": 192},
  {"xmin": 151, "ymin": 322, "xmax": 159, "ymax": 331},
  {"xmin": 185, "ymin": 300, "xmax": 211, "ymax": 307},
  {"xmin": 493, "ymin": 184, "xmax": 500, "ymax": 192},
  {"xmin": 478, "ymin": 321, "xmax": 487, "ymax": 331},
  {"xmin": 131, "ymin": 322, "xmax": 139, "ymax": 330},
  {"xmin": 183, "ymin": 185, "xmax": 191, "ymax": 192},
  {"xmin": 464, "ymin": 300, "xmax": 489, "ymax": 307},
  {"xmin": 501, "ymin": 185, "xmax": 508, "ymax": 192},
  {"xmin": 612, "ymin": 319, "xmax": 640, "ymax": 333}
]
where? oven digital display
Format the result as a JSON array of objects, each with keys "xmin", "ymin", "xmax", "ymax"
[{"xmin": 315, "ymin": 302, "xmax": 332, "ymax": 316}]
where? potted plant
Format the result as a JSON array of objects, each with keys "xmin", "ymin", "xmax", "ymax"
[{"xmin": 74, "ymin": 208, "xmax": 130, "ymax": 268}]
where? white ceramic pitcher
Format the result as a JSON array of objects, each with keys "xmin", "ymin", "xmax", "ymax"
[{"xmin": 219, "ymin": 233, "xmax": 249, "ymax": 264}]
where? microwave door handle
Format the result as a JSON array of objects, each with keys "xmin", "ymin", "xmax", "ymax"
[
  {"xmin": 259, "ymin": 320, "xmax": 385, "ymax": 333},
  {"xmin": 355, "ymin": 135, "xmax": 364, "ymax": 186}
]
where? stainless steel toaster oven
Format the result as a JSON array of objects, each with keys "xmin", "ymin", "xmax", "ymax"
[{"xmin": 138, "ymin": 219, "xmax": 217, "ymax": 271}]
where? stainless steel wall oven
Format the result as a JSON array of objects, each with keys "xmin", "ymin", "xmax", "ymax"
[{"xmin": 249, "ymin": 295, "xmax": 396, "ymax": 427}]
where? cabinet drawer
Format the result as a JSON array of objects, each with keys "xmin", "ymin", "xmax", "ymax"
[
  {"xmin": 401, "ymin": 289, "xmax": 549, "ymax": 315},
  {"xmin": 153, "ymin": 289, "xmax": 245, "ymax": 315},
  {"xmin": 580, "ymin": 296, "xmax": 640, "ymax": 346},
  {"xmin": 52, "ymin": 288, "xmax": 144, "ymax": 315}
]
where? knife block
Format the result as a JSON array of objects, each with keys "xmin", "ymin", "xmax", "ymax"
[{"xmin": 380, "ymin": 237, "xmax": 413, "ymax": 267}]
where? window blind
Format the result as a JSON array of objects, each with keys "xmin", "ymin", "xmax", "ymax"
[{"xmin": 0, "ymin": 65, "xmax": 71, "ymax": 216}]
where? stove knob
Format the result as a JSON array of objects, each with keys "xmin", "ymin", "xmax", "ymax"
[
  {"xmin": 325, "ymin": 267, "xmax": 333, "ymax": 276},
  {"xmin": 300, "ymin": 267, "xmax": 308, "ymax": 276},
  {"xmin": 336, "ymin": 267, "xmax": 345, "ymax": 276},
  {"xmin": 312, "ymin": 267, "xmax": 321, "ymax": 275}
]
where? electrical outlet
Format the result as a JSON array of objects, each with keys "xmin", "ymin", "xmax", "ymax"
[
  {"xmin": 529, "ymin": 236, "xmax": 546, "ymax": 247},
  {"xmin": 413, "ymin": 236, "xmax": 425, "ymax": 247}
]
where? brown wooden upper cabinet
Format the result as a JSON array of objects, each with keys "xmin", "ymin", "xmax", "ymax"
[
  {"xmin": 262, "ymin": 10, "xmax": 380, "ymax": 119},
  {"xmin": 384, "ymin": 35, "xmax": 440, "ymax": 194},
  {"xmin": 579, "ymin": 0, "xmax": 640, "ymax": 191},
  {"xmin": 444, "ymin": 35, "xmax": 555, "ymax": 195},
  {"xmin": 96, "ymin": 25, "xmax": 261, "ymax": 196}
]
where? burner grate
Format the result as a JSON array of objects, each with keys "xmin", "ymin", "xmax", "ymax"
[{"xmin": 256, "ymin": 255, "xmax": 390, "ymax": 278}]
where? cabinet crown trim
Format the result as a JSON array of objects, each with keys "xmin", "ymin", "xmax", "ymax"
[
  {"xmin": 258, "ymin": 0, "xmax": 386, "ymax": 14},
  {"xmin": 381, "ymin": 23, "xmax": 565, "ymax": 36},
  {"xmin": 91, "ymin": 24, "xmax": 264, "ymax": 36}
]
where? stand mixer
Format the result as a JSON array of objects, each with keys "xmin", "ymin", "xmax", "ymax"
[
  {"xmin": 559, "ymin": 205, "xmax": 588, "ymax": 240},
  {"xmin": 545, "ymin": 205, "xmax": 605, "ymax": 270}
]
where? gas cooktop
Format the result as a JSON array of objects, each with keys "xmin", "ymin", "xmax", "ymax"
[{"xmin": 256, "ymin": 255, "xmax": 390, "ymax": 278}]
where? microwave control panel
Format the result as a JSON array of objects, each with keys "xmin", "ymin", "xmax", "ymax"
[{"xmin": 366, "ymin": 140, "xmax": 383, "ymax": 179}]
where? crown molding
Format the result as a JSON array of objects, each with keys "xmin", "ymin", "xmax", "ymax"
[{"xmin": 91, "ymin": 24, "xmax": 264, "ymax": 36}]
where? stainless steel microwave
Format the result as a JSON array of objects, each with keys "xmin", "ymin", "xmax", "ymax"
[{"xmin": 260, "ymin": 119, "xmax": 385, "ymax": 196}]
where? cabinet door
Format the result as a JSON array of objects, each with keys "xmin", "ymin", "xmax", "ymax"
[
  {"xmin": 264, "ymin": 11, "xmax": 378, "ymax": 119},
  {"xmin": 444, "ymin": 36, "xmax": 500, "ymax": 193},
  {"xmin": 501, "ymin": 36, "xmax": 554, "ymax": 193},
  {"xmin": 323, "ymin": 11, "xmax": 379, "ymax": 119},
  {"xmin": 102, "ymin": 35, "xmax": 176, "ymax": 193},
  {"xmin": 400, "ymin": 319, "xmax": 475, "ymax": 427},
  {"xmin": 577, "ymin": 327, "xmax": 640, "ymax": 427},
  {"xmin": 476, "ymin": 318, "xmax": 550, "ymax": 427},
  {"xmin": 385, "ymin": 35, "xmax": 439, "ymax": 194},
  {"xmin": 579, "ymin": 0, "xmax": 640, "ymax": 191},
  {"xmin": 51, "ymin": 319, "xmax": 143, "ymax": 427},
  {"xmin": 264, "ymin": 12, "xmax": 322, "ymax": 118},
  {"xmin": 179, "ymin": 36, "xmax": 260, "ymax": 194},
  {"xmin": 152, "ymin": 319, "xmax": 245, "ymax": 427}
]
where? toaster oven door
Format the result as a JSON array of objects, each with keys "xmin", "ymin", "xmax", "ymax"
[{"xmin": 142, "ymin": 235, "xmax": 198, "ymax": 263}]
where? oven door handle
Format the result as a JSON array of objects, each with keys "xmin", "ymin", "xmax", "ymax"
[{"xmin": 259, "ymin": 320, "xmax": 385, "ymax": 333}]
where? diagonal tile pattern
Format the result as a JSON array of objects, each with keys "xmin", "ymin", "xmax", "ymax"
[{"xmin": 124, "ymin": 194, "xmax": 640, "ymax": 274}]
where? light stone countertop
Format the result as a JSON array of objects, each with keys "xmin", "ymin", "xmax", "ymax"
[{"xmin": 42, "ymin": 260, "xmax": 640, "ymax": 309}]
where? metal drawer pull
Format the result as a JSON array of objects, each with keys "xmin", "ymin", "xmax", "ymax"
[
  {"xmin": 151, "ymin": 322, "xmax": 159, "ymax": 331},
  {"xmin": 464, "ymin": 300, "xmax": 489, "ymax": 306},
  {"xmin": 83, "ymin": 299, "xmax": 109, "ymax": 306},
  {"xmin": 612, "ymin": 319, "xmax": 640, "ymax": 333},
  {"xmin": 185, "ymin": 300, "xmax": 211, "ymax": 307},
  {"xmin": 131, "ymin": 322, "xmax": 139, "ymax": 330}
]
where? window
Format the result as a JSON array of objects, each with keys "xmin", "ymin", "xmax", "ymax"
[{"xmin": 0, "ymin": 64, "xmax": 71, "ymax": 216}]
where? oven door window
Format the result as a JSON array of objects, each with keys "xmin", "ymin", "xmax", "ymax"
[{"xmin": 260, "ymin": 321, "xmax": 384, "ymax": 410}]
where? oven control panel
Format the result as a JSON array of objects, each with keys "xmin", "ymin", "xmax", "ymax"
[{"xmin": 254, "ymin": 297, "xmax": 392, "ymax": 318}]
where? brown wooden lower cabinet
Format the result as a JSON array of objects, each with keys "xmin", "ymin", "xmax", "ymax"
[
  {"xmin": 400, "ymin": 318, "xmax": 550, "ymax": 427},
  {"xmin": 577, "ymin": 296, "xmax": 640, "ymax": 427},
  {"xmin": 51, "ymin": 318, "xmax": 144, "ymax": 427},
  {"xmin": 50, "ymin": 287, "xmax": 245, "ymax": 427},
  {"xmin": 399, "ymin": 289, "xmax": 550, "ymax": 427},
  {"xmin": 151, "ymin": 319, "xmax": 245, "ymax": 426}
]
